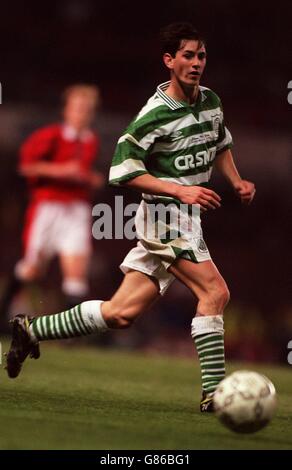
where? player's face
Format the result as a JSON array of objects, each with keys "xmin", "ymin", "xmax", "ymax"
[
  {"xmin": 63, "ymin": 95, "xmax": 96, "ymax": 130},
  {"xmin": 165, "ymin": 40, "xmax": 206, "ymax": 87}
]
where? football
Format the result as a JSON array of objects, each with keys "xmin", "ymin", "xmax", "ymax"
[{"xmin": 213, "ymin": 370, "xmax": 277, "ymax": 433}]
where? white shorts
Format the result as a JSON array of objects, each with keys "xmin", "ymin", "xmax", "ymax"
[
  {"xmin": 120, "ymin": 241, "xmax": 176, "ymax": 295},
  {"xmin": 120, "ymin": 200, "xmax": 211, "ymax": 295},
  {"xmin": 16, "ymin": 200, "xmax": 92, "ymax": 273}
]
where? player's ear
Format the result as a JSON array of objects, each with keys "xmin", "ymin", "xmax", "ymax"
[{"xmin": 163, "ymin": 53, "xmax": 175, "ymax": 70}]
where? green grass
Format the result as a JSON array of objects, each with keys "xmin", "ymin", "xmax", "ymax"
[{"xmin": 0, "ymin": 339, "xmax": 291, "ymax": 450}]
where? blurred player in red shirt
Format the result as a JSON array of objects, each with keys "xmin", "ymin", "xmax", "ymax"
[{"xmin": 0, "ymin": 84, "xmax": 104, "ymax": 321}]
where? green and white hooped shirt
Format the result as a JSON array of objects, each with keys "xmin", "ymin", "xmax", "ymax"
[{"xmin": 109, "ymin": 80, "xmax": 233, "ymax": 205}]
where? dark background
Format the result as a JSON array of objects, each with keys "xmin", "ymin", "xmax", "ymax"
[{"xmin": 0, "ymin": 0, "xmax": 291, "ymax": 363}]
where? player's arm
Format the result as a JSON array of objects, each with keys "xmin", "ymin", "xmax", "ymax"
[
  {"xmin": 125, "ymin": 174, "xmax": 221, "ymax": 210},
  {"xmin": 86, "ymin": 170, "xmax": 105, "ymax": 189},
  {"xmin": 79, "ymin": 134, "xmax": 105, "ymax": 189},
  {"xmin": 110, "ymin": 119, "xmax": 221, "ymax": 210},
  {"xmin": 110, "ymin": 132, "xmax": 221, "ymax": 210},
  {"xmin": 19, "ymin": 128, "xmax": 86, "ymax": 182},
  {"xmin": 214, "ymin": 97, "xmax": 255, "ymax": 205},
  {"xmin": 20, "ymin": 159, "xmax": 86, "ymax": 182},
  {"xmin": 214, "ymin": 148, "xmax": 256, "ymax": 204},
  {"xmin": 19, "ymin": 160, "xmax": 83, "ymax": 180}
]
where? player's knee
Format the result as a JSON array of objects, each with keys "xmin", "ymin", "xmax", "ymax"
[
  {"xmin": 106, "ymin": 302, "xmax": 137, "ymax": 329},
  {"xmin": 216, "ymin": 284, "xmax": 230, "ymax": 310},
  {"xmin": 111, "ymin": 313, "xmax": 135, "ymax": 329},
  {"xmin": 62, "ymin": 278, "xmax": 89, "ymax": 298},
  {"xmin": 15, "ymin": 262, "xmax": 40, "ymax": 282},
  {"xmin": 116, "ymin": 316, "xmax": 133, "ymax": 329},
  {"xmin": 200, "ymin": 281, "xmax": 230, "ymax": 312}
]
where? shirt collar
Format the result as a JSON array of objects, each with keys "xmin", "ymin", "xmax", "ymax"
[
  {"xmin": 62, "ymin": 124, "xmax": 93, "ymax": 142},
  {"xmin": 156, "ymin": 81, "xmax": 207, "ymax": 110}
]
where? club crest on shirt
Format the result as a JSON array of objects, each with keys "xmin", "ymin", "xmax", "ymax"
[
  {"xmin": 197, "ymin": 237, "xmax": 209, "ymax": 253},
  {"xmin": 211, "ymin": 114, "xmax": 220, "ymax": 138},
  {"xmin": 170, "ymin": 130, "xmax": 184, "ymax": 141}
]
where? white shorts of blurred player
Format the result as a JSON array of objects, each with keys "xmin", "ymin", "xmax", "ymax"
[
  {"xmin": 120, "ymin": 200, "xmax": 211, "ymax": 295},
  {"xmin": 15, "ymin": 200, "xmax": 92, "ymax": 281}
]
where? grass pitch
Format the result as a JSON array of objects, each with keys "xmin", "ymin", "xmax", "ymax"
[{"xmin": 0, "ymin": 339, "xmax": 291, "ymax": 450}]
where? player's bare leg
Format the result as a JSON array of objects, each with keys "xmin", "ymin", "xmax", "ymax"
[
  {"xmin": 169, "ymin": 258, "xmax": 229, "ymax": 315},
  {"xmin": 101, "ymin": 270, "xmax": 160, "ymax": 328},
  {"xmin": 1, "ymin": 249, "xmax": 91, "ymax": 323},
  {"xmin": 0, "ymin": 260, "xmax": 42, "ymax": 330},
  {"xmin": 60, "ymin": 253, "xmax": 91, "ymax": 308},
  {"xmin": 169, "ymin": 258, "xmax": 230, "ymax": 411},
  {"xmin": 5, "ymin": 270, "xmax": 160, "ymax": 378}
]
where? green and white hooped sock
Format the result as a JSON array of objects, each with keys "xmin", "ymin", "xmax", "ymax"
[
  {"xmin": 29, "ymin": 300, "xmax": 108, "ymax": 342},
  {"xmin": 191, "ymin": 315, "xmax": 225, "ymax": 394}
]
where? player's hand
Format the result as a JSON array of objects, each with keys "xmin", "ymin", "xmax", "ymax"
[
  {"xmin": 19, "ymin": 161, "xmax": 85, "ymax": 181},
  {"xmin": 175, "ymin": 185, "xmax": 221, "ymax": 210},
  {"xmin": 57, "ymin": 162, "xmax": 96, "ymax": 184},
  {"xmin": 57, "ymin": 162, "xmax": 84, "ymax": 180},
  {"xmin": 233, "ymin": 180, "xmax": 256, "ymax": 205},
  {"xmin": 88, "ymin": 171, "xmax": 105, "ymax": 189}
]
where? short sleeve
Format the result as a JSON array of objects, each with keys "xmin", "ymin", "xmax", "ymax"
[{"xmin": 216, "ymin": 102, "xmax": 233, "ymax": 155}]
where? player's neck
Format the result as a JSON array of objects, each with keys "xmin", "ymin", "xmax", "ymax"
[
  {"xmin": 166, "ymin": 80, "xmax": 199, "ymax": 105},
  {"xmin": 64, "ymin": 122, "xmax": 88, "ymax": 134}
]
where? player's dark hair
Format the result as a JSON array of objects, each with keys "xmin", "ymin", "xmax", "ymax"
[{"xmin": 160, "ymin": 22, "xmax": 205, "ymax": 57}]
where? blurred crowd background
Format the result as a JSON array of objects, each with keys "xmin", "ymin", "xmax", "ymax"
[{"xmin": 0, "ymin": 0, "xmax": 291, "ymax": 363}]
